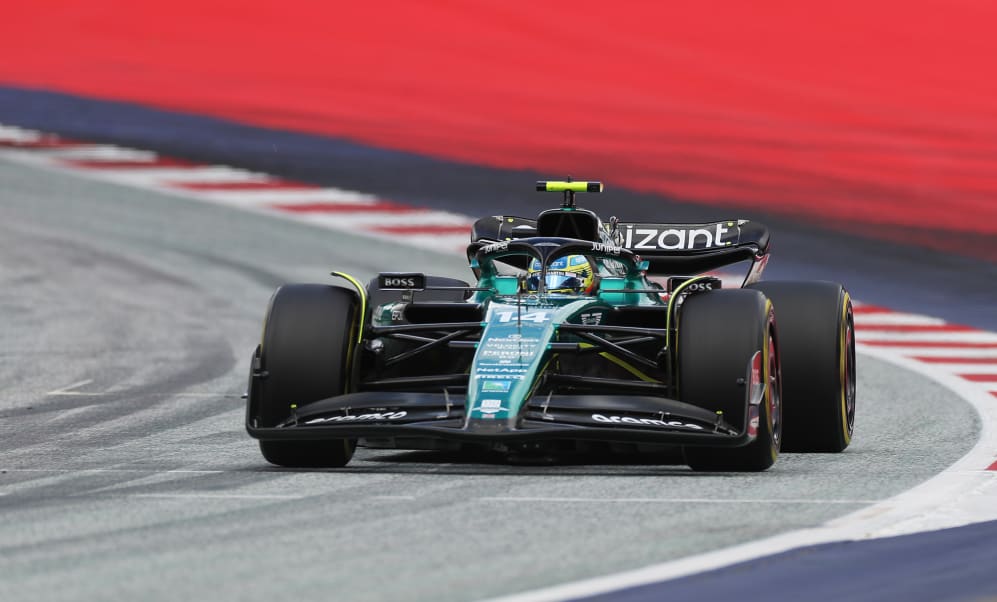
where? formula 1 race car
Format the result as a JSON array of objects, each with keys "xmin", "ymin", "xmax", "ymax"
[{"xmin": 245, "ymin": 181, "xmax": 856, "ymax": 471}]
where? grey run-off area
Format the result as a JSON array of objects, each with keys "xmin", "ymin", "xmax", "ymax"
[{"xmin": 0, "ymin": 159, "xmax": 977, "ymax": 601}]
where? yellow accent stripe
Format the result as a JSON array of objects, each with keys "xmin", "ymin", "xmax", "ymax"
[
  {"xmin": 329, "ymin": 271, "xmax": 368, "ymax": 393},
  {"xmin": 839, "ymin": 291, "xmax": 852, "ymax": 445},
  {"xmin": 666, "ymin": 276, "xmax": 711, "ymax": 383},
  {"xmin": 666, "ymin": 276, "xmax": 708, "ymax": 337},
  {"xmin": 666, "ymin": 277, "xmax": 707, "ymax": 393},
  {"xmin": 537, "ymin": 181, "xmax": 603, "ymax": 193},
  {"xmin": 330, "ymin": 271, "xmax": 367, "ymax": 346},
  {"xmin": 525, "ymin": 357, "xmax": 554, "ymax": 401},
  {"xmin": 576, "ymin": 342, "xmax": 660, "ymax": 383},
  {"xmin": 598, "ymin": 352, "xmax": 660, "ymax": 383}
]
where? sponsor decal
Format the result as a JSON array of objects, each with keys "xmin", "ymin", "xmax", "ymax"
[
  {"xmin": 668, "ymin": 276, "xmax": 723, "ymax": 294},
  {"xmin": 480, "ymin": 340, "xmax": 540, "ymax": 360},
  {"xmin": 495, "ymin": 310, "xmax": 551, "ymax": 323},
  {"xmin": 484, "ymin": 343, "xmax": 536, "ymax": 350},
  {"xmin": 622, "ymin": 224, "xmax": 731, "ymax": 250},
  {"xmin": 481, "ymin": 349, "xmax": 537, "ymax": 360},
  {"xmin": 684, "ymin": 281, "xmax": 716, "ymax": 292},
  {"xmin": 478, "ymin": 374, "xmax": 525, "ymax": 380},
  {"xmin": 591, "ymin": 242, "xmax": 623, "ymax": 255},
  {"xmin": 481, "ymin": 241, "xmax": 509, "ymax": 254},
  {"xmin": 476, "ymin": 366, "xmax": 529, "ymax": 374},
  {"xmin": 579, "ymin": 312, "xmax": 603, "ymax": 326},
  {"xmin": 481, "ymin": 380, "xmax": 512, "ymax": 393},
  {"xmin": 305, "ymin": 410, "xmax": 408, "ymax": 425},
  {"xmin": 747, "ymin": 406, "xmax": 760, "ymax": 437},
  {"xmin": 591, "ymin": 413, "xmax": 704, "ymax": 430},
  {"xmin": 378, "ymin": 273, "xmax": 425, "ymax": 289},
  {"xmin": 476, "ymin": 399, "xmax": 508, "ymax": 415}
]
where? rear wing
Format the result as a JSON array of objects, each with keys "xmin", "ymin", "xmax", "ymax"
[
  {"xmin": 471, "ymin": 216, "xmax": 768, "ymax": 272},
  {"xmin": 616, "ymin": 220, "xmax": 770, "ymax": 276}
]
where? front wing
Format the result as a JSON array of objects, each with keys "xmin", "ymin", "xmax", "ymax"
[{"xmin": 246, "ymin": 391, "xmax": 755, "ymax": 448}]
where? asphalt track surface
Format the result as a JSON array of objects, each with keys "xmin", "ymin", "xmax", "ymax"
[{"xmin": 0, "ymin": 158, "xmax": 980, "ymax": 601}]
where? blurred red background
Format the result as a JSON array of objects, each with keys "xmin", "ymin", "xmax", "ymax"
[{"xmin": 2, "ymin": 0, "xmax": 996, "ymax": 247}]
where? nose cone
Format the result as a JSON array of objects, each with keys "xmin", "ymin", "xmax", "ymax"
[{"xmin": 465, "ymin": 303, "xmax": 557, "ymax": 426}]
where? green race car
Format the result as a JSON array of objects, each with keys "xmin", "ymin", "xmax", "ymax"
[{"xmin": 245, "ymin": 181, "xmax": 855, "ymax": 471}]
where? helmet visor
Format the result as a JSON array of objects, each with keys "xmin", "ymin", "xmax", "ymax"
[{"xmin": 527, "ymin": 271, "xmax": 584, "ymax": 292}]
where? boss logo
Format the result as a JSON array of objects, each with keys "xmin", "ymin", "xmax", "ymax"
[
  {"xmin": 378, "ymin": 273, "xmax": 425, "ymax": 290},
  {"xmin": 668, "ymin": 276, "xmax": 723, "ymax": 294}
]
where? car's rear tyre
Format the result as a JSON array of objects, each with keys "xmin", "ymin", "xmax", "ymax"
[
  {"xmin": 253, "ymin": 284, "xmax": 359, "ymax": 467},
  {"xmin": 747, "ymin": 281, "xmax": 855, "ymax": 452},
  {"xmin": 678, "ymin": 290, "xmax": 782, "ymax": 472}
]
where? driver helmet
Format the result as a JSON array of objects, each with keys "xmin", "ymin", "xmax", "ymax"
[{"xmin": 526, "ymin": 255, "xmax": 597, "ymax": 294}]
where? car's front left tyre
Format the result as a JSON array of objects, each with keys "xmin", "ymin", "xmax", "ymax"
[{"xmin": 678, "ymin": 289, "xmax": 782, "ymax": 472}]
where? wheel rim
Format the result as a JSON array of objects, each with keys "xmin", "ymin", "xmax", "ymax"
[
  {"xmin": 768, "ymin": 331, "xmax": 782, "ymax": 447},
  {"xmin": 844, "ymin": 308, "xmax": 856, "ymax": 435}
]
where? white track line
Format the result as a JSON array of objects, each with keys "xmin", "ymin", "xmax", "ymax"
[
  {"xmin": 37, "ymin": 145, "xmax": 158, "ymax": 161},
  {"xmin": 856, "ymin": 331, "xmax": 997, "ymax": 343},
  {"xmin": 0, "ymin": 124, "xmax": 42, "ymax": 141},
  {"xmin": 132, "ymin": 493, "xmax": 303, "ymax": 500},
  {"xmin": 305, "ymin": 210, "xmax": 471, "ymax": 226},
  {"xmin": 478, "ymin": 497, "xmax": 877, "ymax": 504},
  {"xmin": 854, "ymin": 313, "xmax": 947, "ymax": 326},
  {"xmin": 185, "ymin": 187, "xmax": 380, "ymax": 205},
  {"xmin": 891, "ymin": 348, "xmax": 997, "ymax": 358},
  {"xmin": 0, "ymin": 469, "xmax": 226, "ymax": 474}
]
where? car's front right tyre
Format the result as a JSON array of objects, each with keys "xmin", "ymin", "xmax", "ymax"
[{"xmin": 250, "ymin": 284, "xmax": 359, "ymax": 468}]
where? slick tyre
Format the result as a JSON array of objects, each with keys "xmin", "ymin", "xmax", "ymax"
[
  {"xmin": 254, "ymin": 284, "xmax": 359, "ymax": 467},
  {"xmin": 679, "ymin": 289, "xmax": 782, "ymax": 472},
  {"xmin": 747, "ymin": 281, "xmax": 855, "ymax": 452}
]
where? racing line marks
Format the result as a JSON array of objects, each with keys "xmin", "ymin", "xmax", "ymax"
[
  {"xmin": 0, "ymin": 124, "xmax": 474, "ymax": 253},
  {"xmin": 45, "ymin": 379, "xmax": 97, "ymax": 396}
]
